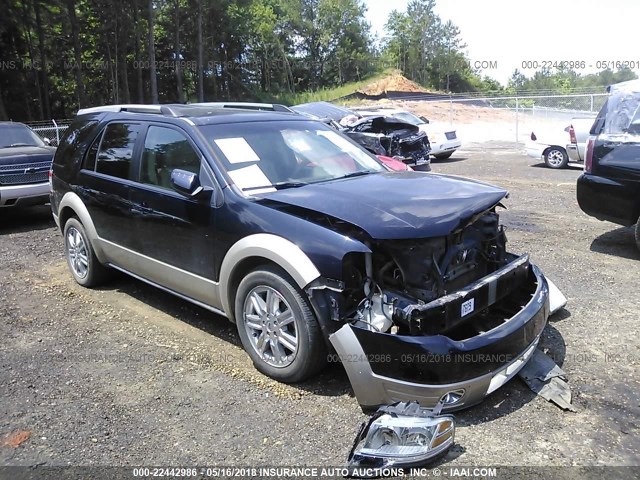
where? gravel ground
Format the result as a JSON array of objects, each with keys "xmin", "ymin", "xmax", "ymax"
[{"xmin": 1, "ymin": 143, "xmax": 639, "ymax": 473}]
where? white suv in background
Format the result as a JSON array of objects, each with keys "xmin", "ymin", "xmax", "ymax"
[{"xmin": 353, "ymin": 107, "xmax": 462, "ymax": 160}]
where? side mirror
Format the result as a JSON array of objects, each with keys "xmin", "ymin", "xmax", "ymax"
[
  {"xmin": 419, "ymin": 116, "xmax": 430, "ymax": 124},
  {"xmin": 43, "ymin": 137, "xmax": 51, "ymax": 145},
  {"xmin": 170, "ymin": 169, "xmax": 204, "ymax": 197}
]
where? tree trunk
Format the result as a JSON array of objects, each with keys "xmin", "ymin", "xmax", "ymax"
[
  {"xmin": 147, "ymin": 0, "xmax": 158, "ymax": 104},
  {"xmin": 173, "ymin": 0, "xmax": 184, "ymax": 103},
  {"xmin": 34, "ymin": 0, "xmax": 51, "ymax": 118},
  {"xmin": 65, "ymin": 0, "xmax": 87, "ymax": 107},
  {"xmin": 196, "ymin": 0, "xmax": 204, "ymax": 102},
  {"xmin": 116, "ymin": 1, "xmax": 131, "ymax": 104},
  {"xmin": 23, "ymin": 0, "xmax": 43, "ymax": 119},
  {"xmin": 133, "ymin": 0, "xmax": 144, "ymax": 102},
  {"xmin": 0, "ymin": 86, "xmax": 8, "ymax": 121}
]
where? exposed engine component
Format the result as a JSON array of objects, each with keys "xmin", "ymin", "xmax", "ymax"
[
  {"xmin": 352, "ymin": 252, "xmax": 395, "ymax": 333},
  {"xmin": 343, "ymin": 208, "xmax": 514, "ymax": 337},
  {"xmin": 352, "ymin": 291, "xmax": 395, "ymax": 333}
]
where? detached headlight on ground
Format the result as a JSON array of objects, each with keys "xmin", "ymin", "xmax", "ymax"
[{"xmin": 347, "ymin": 401, "xmax": 455, "ymax": 475}]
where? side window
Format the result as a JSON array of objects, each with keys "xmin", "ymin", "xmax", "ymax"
[
  {"xmin": 83, "ymin": 130, "xmax": 102, "ymax": 171},
  {"xmin": 141, "ymin": 126, "xmax": 200, "ymax": 189},
  {"xmin": 96, "ymin": 123, "xmax": 140, "ymax": 180},
  {"xmin": 591, "ymin": 102, "xmax": 608, "ymax": 135}
]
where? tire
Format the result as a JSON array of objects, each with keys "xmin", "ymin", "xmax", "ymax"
[
  {"xmin": 635, "ymin": 220, "xmax": 640, "ymax": 252},
  {"xmin": 434, "ymin": 151, "xmax": 454, "ymax": 160},
  {"xmin": 234, "ymin": 265, "xmax": 326, "ymax": 383},
  {"xmin": 544, "ymin": 147, "xmax": 568, "ymax": 169},
  {"xmin": 63, "ymin": 217, "xmax": 110, "ymax": 287}
]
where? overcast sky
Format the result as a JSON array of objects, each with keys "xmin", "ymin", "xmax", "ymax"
[{"xmin": 364, "ymin": 0, "xmax": 639, "ymax": 86}]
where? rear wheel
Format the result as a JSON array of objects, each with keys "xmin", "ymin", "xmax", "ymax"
[
  {"xmin": 544, "ymin": 147, "xmax": 568, "ymax": 169},
  {"xmin": 434, "ymin": 151, "xmax": 454, "ymax": 160},
  {"xmin": 63, "ymin": 217, "xmax": 110, "ymax": 287},
  {"xmin": 235, "ymin": 266, "xmax": 326, "ymax": 383}
]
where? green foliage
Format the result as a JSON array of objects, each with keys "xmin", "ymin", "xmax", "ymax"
[
  {"xmin": 0, "ymin": 0, "xmax": 637, "ymax": 120},
  {"xmin": 0, "ymin": 0, "xmax": 376, "ymax": 119}
]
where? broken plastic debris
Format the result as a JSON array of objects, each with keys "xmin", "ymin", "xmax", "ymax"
[{"xmin": 518, "ymin": 349, "xmax": 576, "ymax": 412}]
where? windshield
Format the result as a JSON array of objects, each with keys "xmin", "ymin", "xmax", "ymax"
[
  {"xmin": 0, "ymin": 124, "xmax": 45, "ymax": 148},
  {"xmin": 200, "ymin": 120, "xmax": 385, "ymax": 193},
  {"xmin": 391, "ymin": 112, "xmax": 424, "ymax": 126}
]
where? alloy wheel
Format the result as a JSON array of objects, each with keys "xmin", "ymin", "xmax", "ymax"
[
  {"xmin": 243, "ymin": 285, "xmax": 299, "ymax": 368},
  {"xmin": 66, "ymin": 226, "xmax": 89, "ymax": 279}
]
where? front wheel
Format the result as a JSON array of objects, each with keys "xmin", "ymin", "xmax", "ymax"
[
  {"xmin": 544, "ymin": 147, "xmax": 568, "ymax": 169},
  {"xmin": 234, "ymin": 266, "xmax": 326, "ymax": 383}
]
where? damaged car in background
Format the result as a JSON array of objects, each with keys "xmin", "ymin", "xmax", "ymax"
[
  {"xmin": 291, "ymin": 101, "xmax": 432, "ymax": 171},
  {"xmin": 51, "ymin": 105, "xmax": 566, "ymax": 423}
]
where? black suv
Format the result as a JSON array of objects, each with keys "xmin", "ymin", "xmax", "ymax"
[
  {"xmin": 577, "ymin": 80, "xmax": 640, "ymax": 250},
  {"xmin": 51, "ymin": 104, "xmax": 557, "ymax": 411}
]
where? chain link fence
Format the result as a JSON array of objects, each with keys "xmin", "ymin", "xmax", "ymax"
[
  {"xmin": 22, "ymin": 93, "xmax": 609, "ymax": 148},
  {"xmin": 25, "ymin": 119, "xmax": 73, "ymax": 146},
  {"xmin": 348, "ymin": 93, "xmax": 609, "ymax": 145}
]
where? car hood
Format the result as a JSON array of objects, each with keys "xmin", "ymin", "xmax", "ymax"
[
  {"xmin": 0, "ymin": 146, "xmax": 56, "ymax": 165},
  {"xmin": 256, "ymin": 172, "xmax": 507, "ymax": 239},
  {"xmin": 348, "ymin": 115, "xmax": 420, "ymax": 134}
]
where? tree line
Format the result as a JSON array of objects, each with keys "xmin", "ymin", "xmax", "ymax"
[{"xmin": 0, "ymin": 0, "xmax": 636, "ymax": 121}]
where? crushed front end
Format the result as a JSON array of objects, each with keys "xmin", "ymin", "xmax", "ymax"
[
  {"xmin": 324, "ymin": 207, "xmax": 550, "ymax": 411},
  {"xmin": 345, "ymin": 116, "xmax": 432, "ymax": 170}
]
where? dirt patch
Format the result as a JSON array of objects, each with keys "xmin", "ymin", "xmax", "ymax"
[{"xmin": 358, "ymin": 71, "xmax": 431, "ymax": 96}]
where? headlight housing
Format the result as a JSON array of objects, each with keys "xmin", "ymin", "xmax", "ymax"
[{"xmin": 347, "ymin": 401, "xmax": 455, "ymax": 476}]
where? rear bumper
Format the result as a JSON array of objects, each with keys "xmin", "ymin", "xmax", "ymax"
[
  {"xmin": 577, "ymin": 173, "xmax": 638, "ymax": 226},
  {"xmin": 566, "ymin": 144, "xmax": 582, "ymax": 162},
  {"xmin": 330, "ymin": 262, "xmax": 550, "ymax": 411},
  {"xmin": 524, "ymin": 142, "xmax": 545, "ymax": 159},
  {"xmin": 430, "ymin": 139, "xmax": 462, "ymax": 156},
  {"xmin": 0, "ymin": 182, "xmax": 49, "ymax": 207}
]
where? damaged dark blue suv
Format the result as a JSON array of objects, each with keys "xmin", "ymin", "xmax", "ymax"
[{"xmin": 50, "ymin": 104, "xmax": 563, "ymax": 411}]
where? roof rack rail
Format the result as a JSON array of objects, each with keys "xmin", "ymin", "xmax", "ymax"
[
  {"xmin": 76, "ymin": 104, "xmax": 186, "ymax": 117},
  {"xmin": 189, "ymin": 102, "xmax": 293, "ymax": 113}
]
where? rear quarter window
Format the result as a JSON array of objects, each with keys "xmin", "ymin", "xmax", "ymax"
[{"xmin": 53, "ymin": 120, "xmax": 99, "ymax": 167}]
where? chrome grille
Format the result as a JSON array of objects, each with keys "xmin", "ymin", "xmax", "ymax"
[{"xmin": 0, "ymin": 161, "xmax": 50, "ymax": 185}]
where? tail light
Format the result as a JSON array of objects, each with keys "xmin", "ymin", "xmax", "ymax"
[
  {"xmin": 530, "ymin": 132, "xmax": 537, "ymax": 141},
  {"xmin": 569, "ymin": 125, "xmax": 577, "ymax": 144},
  {"xmin": 584, "ymin": 137, "xmax": 595, "ymax": 173}
]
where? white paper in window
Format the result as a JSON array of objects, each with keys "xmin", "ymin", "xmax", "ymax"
[
  {"xmin": 227, "ymin": 164, "xmax": 275, "ymax": 194},
  {"xmin": 214, "ymin": 137, "xmax": 260, "ymax": 164},
  {"xmin": 317, "ymin": 130, "xmax": 360, "ymax": 152}
]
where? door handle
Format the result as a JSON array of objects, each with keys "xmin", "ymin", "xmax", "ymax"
[{"xmin": 131, "ymin": 205, "xmax": 153, "ymax": 215}]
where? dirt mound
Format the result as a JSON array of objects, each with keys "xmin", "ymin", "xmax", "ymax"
[{"xmin": 358, "ymin": 72, "xmax": 430, "ymax": 96}]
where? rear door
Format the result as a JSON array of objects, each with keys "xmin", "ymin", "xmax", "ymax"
[
  {"xmin": 127, "ymin": 123, "xmax": 220, "ymax": 306},
  {"xmin": 78, "ymin": 121, "xmax": 142, "ymax": 254}
]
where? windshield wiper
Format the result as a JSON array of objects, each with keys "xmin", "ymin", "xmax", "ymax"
[
  {"xmin": 331, "ymin": 170, "xmax": 379, "ymax": 181},
  {"xmin": 243, "ymin": 181, "xmax": 308, "ymax": 192}
]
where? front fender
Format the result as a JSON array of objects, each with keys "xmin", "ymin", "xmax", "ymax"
[{"xmin": 219, "ymin": 234, "xmax": 322, "ymax": 320}]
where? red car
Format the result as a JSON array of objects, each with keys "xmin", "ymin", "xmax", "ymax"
[{"xmin": 377, "ymin": 155, "xmax": 413, "ymax": 171}]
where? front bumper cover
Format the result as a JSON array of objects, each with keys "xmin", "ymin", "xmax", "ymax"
[
  {"xmin": 0, "ymin": 182, "xmax": 49, "ymax": 207},
  {"xmin": 330, "ymin": 263, "xmax": 550, "ymax": 411}
]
